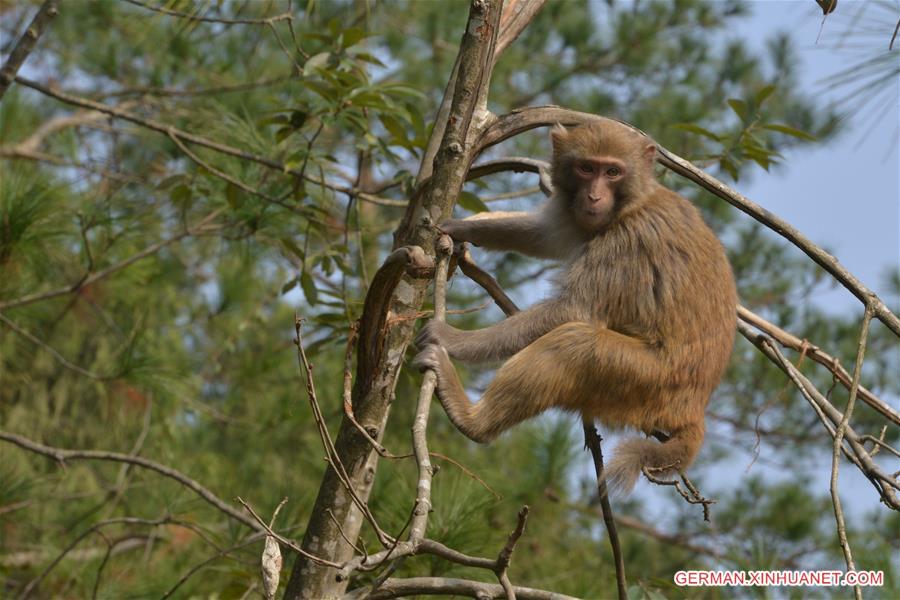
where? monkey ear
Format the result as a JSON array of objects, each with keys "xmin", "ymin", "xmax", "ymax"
[
  {"xmin": 550, "ymin": 123, "xmax": 569, "ymax": 150},
  {"xmin": 643, "ymin": 143, "xmax": 657, "ymax": 166}
]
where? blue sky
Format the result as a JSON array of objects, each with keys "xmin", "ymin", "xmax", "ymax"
[{"xmin": 742, "ymin": 1, "xmax": 899, "ymax": 315}]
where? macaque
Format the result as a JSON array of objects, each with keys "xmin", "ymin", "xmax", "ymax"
[{"xmin": 413, "ymin": 120, "xmax": 737, "ymax": 491}]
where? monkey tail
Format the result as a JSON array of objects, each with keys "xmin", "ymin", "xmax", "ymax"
[{"xmin": 603, "ymin": 424, "xmax": 704, "ymax": 493}]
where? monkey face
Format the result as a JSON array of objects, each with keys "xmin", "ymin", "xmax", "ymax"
[{"xmin": 570, "ymin": 157, "xmax": 627, "ymax": 231}]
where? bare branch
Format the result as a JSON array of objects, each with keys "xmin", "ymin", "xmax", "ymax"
[
  {"xmin": 583, "ymin": 422, "xmax": 627, "ymax": 600},
  {"xmin": 455, "ymin": 243, "xmax": 521, "ymax": 316},
  {"xmin": 409, "ymin": 236, "xmax": 453, "ymax": 543},
  {"xmin": 0, "ymin": 312, "xmax": 104, "ymax": 379},
  {"xmin": 738, "ymin": 306, "xmax": 898, "ymax": 426},
  {"xmin": 294, "ymin": 319, "xmax": 393, "ymax": 547},
  {"xmin": 468, "ymin": 157, "xmax": 553, "ymax": 196},
  {"xmin": 0, "ymin": 430, "xmax": 262, "ymax": 532},
  {"xmin": 0, "ymin": 208, "xmax": 222, "ymax": 311},
  {"xmin": 495, "ymin": 506, "xmax": 530, "ymax": 600},
  {"xmin": 123, "ymin": 0, "xmax": 292, "ymax": 25},
  {"xmin": 830, "ymin": 302, "xmax": 874, "ymax": 600},
  {"xmin": 738, "ymin": 323, "xmax": 900, "ymax": 510},
  {"xmin": 493, "ymin": 0, "xmax": 549, "ymax": 61},
  {"xmin": 346, "ymin": 576, "xmax": 580, "ymax": 600},
  {"xmin": 0, "ymin": 0, "xmax": 60, "ymax": 101},
  {"xmin": 12, "ymin": 76, "xmax": 403, "ymax": 207}
]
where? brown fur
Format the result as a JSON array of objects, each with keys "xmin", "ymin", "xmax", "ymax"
[{"xmin": 413, "ymin": 120, "xmax": 737, "ymax": 491}]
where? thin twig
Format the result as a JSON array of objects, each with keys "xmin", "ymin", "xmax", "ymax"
[
  {"xmin": 13, "ymin": 76, "xmax": 404, "ymax": 207},
  {"xmin": 738, "ymin": 306, "xmax": 897, "ymax": 425},
  {"xmin": 0, "ymin": 0, "xmax": 60, "ymax": 101},
  {"xmin": 738, "ymin": 323, "xmax": 900, "ymax": 510},
  {"xmin": 124, "ymin": 0, "xmax": 292, "ymax": 25},
  {"xmin": 161, "ymin": 534, "xmax": 265, "ymax": 599},
  {"xmin": 409, "ymin": 235, "xmax": 453, "ymax": 543},
  {"xmin": 0, "ymin": 429, "xmax": 269, "ymax": 529},
  {"xmin": 294, "ymin": 318, "xmax": 392, "ymax": 546},
  {"xmin": 495, "ymin": 506, "xmax": 529, "ymax": 600},
  {"xmin": 0, "ymin": 208, "xmax": 223, "ymax": 311},
  {"xmin": 0, "ymin": 312, "xmax": 104, "ymax": 379},
  {"xmin": 830, "ymin": 302, "xmax": 874, "ymax": 600},
  {"xmin": 642, "ymin": 468, "xmax": 716, "ymax": 521},
  {"xmin": 583, "ymin": 422, "xmax": 627, "ymax": 600}
]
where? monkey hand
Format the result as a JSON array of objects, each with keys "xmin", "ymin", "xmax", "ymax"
[
  {"xmin": 415, "ymin": 320, "xmax": 465, "ymax": 356},
  {"xmin": 411, "ymin": 343, "xmax": 448, "ymax": 375}
]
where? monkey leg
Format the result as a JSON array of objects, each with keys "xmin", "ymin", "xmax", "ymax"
[{"xmin": 415, "ymin": 322, "xmax": 663, "ymax": 444}]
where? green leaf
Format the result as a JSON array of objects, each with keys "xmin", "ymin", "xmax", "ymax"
[
  {"xmin": 157, "ymin": 174, "xmax": 186, "ymax": 190},
  {"xmin": 379, "ymin": 114, "xmax": 410, "ymax": 147},
  {"xmin": 281, "ymin": 237, "xmax": 305, "ymax": 261},
  {"xmin": 303, "ymin": 52, "xmax": 330, "ymax": 76},
  {"xmin": 281, "ymin": 276, "xmax": 299, "ymax": 294},
  {"xmin": 760, "ymin": 123, "xmax": 816, "ymax": 141},
  {"xmin": 755, "ymin": 84, "xmax": 776, "ymax": 105},
  {"xmin": 671, "ymin": 123, "xmax": 721, "ymax": 141},
  {"xmin": 727, "ymin": 98, "xmax": 748, "ymax": 120},
  {"xmin": 341, "ymin": 27, "xmax": 368, "ymax": 49},
  {"xmin": 257, "ymin": 114, "xmax": 289, "ymax": 127},
  {"xmin": 300, "ymin": 271, "xmax": 318, "ymax": 306},
  {"xmin": 351, "ymin": 51, "xmax": 386, "ymax": 67},
  {"xmin": 719, "ymin": 156, "xmax": 739, "ymax": 181},
  {"xmin": 225, "ymin": 182, "xmax": 242, "ymax": 208},
  {"xmin": 170, "ymin": 184, "xmax": 192, "ymax": 207},
  {"xmin": 290, "ymin": 110, "xmax": 308, "ymax": 129},
  {"xmin": 457, "ymin": 191, "xmax": 489, "ymax": 214}
]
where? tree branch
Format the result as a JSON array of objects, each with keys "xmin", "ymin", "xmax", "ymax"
[
  {"xmin": 0, "ymin": 0, "xmax": 60, "ymax": 101},
  {"xmin": 346, "ymin": 576, "xmax": 580, "ymax": 600},
  {"xmin": 11, "ymin": 76, "xmax": 403, "ymax": 207},
  {"xmin": 0, "ymin": 208, "xmax": 223, "ymax": 311},
  {"xmin": 0, "ymin": 431, "xmax": 260, "ymax": 531},
  {"xmin": 582, "ymin": 422, "xmax": 627, "ymax": 600}
]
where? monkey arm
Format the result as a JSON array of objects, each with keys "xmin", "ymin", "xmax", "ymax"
[
  {"xmin": 441, "ymin": 210, "xmax": 577, "ymax": 259},
  {"xmin": 416, "ymin": 300, "xmax": 575, "ymax": 363}
]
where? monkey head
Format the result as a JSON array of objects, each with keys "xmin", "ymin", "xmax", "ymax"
[{"xmin": 550, "ymin": 121, "xmax": 657, "ymax": 232}]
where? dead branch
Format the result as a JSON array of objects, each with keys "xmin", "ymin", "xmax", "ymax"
[
  {"xmin": 468, "ymin": 157, "xmax": 553, "ymax": 196},
  {"xmin": 455, "ymin": 243, "xmax": 521, "ymax": 317},
  {"xmin": 495, "ymin": 506, "xmax": 530, "ymax": 600}
]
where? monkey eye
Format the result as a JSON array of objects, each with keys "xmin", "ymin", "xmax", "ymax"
[
  {"xmin": 606, "ymin": 167, "xmax": 622, "ymax": 178},
  {"xmin": 576, "ymin": 162, "xmax": 597, "ymax": 176}
]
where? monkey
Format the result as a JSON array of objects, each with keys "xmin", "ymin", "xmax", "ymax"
[{"xmin": 412, "ymin": 119, "xmax": 737, "ymax": 491}]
